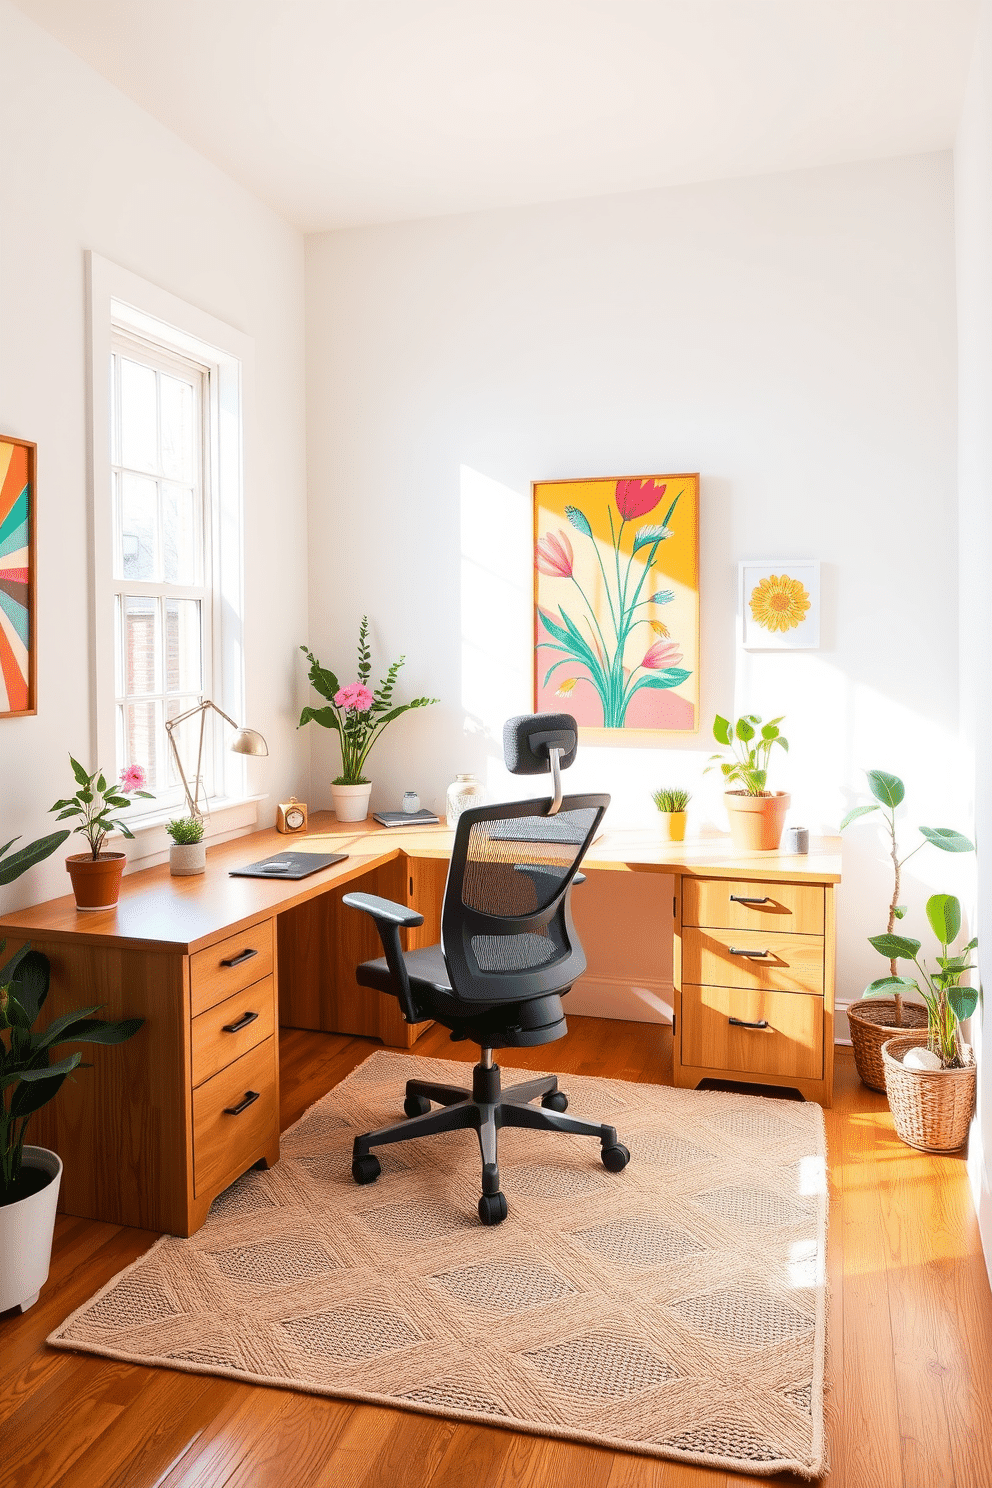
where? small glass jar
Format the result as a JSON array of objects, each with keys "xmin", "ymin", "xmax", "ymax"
[
  {"xmin": 446, "ymin": 773, "xmax": 485, "ymax": 827},
  {"xmin": 402, "ymin": 791, "xmax": 420, "ymax": 814}
]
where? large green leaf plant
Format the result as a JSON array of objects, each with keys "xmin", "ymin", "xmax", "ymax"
[
  {"xmin": 1, "ymin": 826, "xmax": 143, "ymax": 1204},
  {"xmin": 867, "ymin": 895, "xmax": 978, "ymax": 1068},
  {"xmin": 707, "ymin": 713, "xmax": 788, "ymax": 796},
  {"xmin": 842, "ymin": 769, "xmax": 974, "ymax": 1025}
]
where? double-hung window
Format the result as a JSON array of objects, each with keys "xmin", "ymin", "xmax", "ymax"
[
  {"xmin": 111, "ymin": 334, "xmax": 210, "ymax": 804},
  {"xmin": 88, "ymin": 253, "xmax": 253, "ymax": 840}
]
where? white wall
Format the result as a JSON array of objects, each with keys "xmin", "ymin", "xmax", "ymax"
[
  {"xmin": 305, "ymin": 153, "xmax": 962, "ymax": 1015},
  {"xmin": 956, "ymin": 0, "xmax": 992, "ymax": 1279},
  {"xmin": 0, "ymin": 1, "xmax": 309, "ymax": 909}
]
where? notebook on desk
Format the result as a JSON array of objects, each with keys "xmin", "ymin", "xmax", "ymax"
[{"xmin": 229, "ymin": 851, "xmax": 348, "ymax": 880}]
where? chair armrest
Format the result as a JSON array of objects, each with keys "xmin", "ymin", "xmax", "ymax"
[
  {"xmin": 573, "ymin": 872, "xmax": 586, "ymax": 885},
  {"xmin": 341, "ymin": 892, "xmax": 424, "ymax": 1024},
  {"xmin": 341, "ymin": 891, "xmax": 424, "ymax": 930}
]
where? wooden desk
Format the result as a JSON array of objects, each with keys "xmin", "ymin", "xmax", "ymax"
[{"xmin": 0, "ymin": 814, "xmax": 840, "ymax": 1236}]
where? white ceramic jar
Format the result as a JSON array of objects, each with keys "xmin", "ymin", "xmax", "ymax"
[{"xmin": 446, "ymin": 773, "xmax": 485, "ymax": 827}]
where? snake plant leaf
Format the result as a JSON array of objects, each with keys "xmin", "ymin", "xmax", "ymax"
[
  {"xmin": 918, "ymin": 826, "xmax": 975, "ymax": 853},
  {"xmin": 839, "ymin": 803, "xmax": 880, "ymax": 831},
  {"xmin": 867, "ymin": 769, "xmax": 905, "ymax": 808},
  {"xmin": 0, "ymin": 830, "xmax": 70, "ymax": 885},
  {"xmin": 949, "ymin": 986, "xmax": 979, "ymax": 1021},
  {"xmin": 713, "ymin": 714, "xmax": 733, "ymax": 746},
  {"xmin": 926, "ymin": 893, "xmax": 961, "ymax": 946},
  {"xmin": 868, "ymin": 932, "xmax": 921, "ymax": 960},
  {"xmin": 564, "ymin": 505, "xmax": 592, "ymax": 538}
]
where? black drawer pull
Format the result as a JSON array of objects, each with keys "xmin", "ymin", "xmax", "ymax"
[
  {"xmin": 728, "ymin": 947, "xmax": 771, "ymax": 958},
  {"xmin": 730, "ymin": 895, "xmax": 773, "ymax": 906},
  {"xmin": 729, "ymin": 1016, "xmax": 769, "ymax": 1030},
  {"xmin": 220, "ymin": 948, "xmax": 258, "ymax": 968},
  {"xmin": 222, "ymin": 1010, "xmax": 259, "ymax": 1034},
  {"xmin": 224, "ymin": 1089, "xmax": 261, "ymax": 1115}
]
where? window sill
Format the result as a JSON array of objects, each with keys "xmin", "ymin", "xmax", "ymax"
[{"xmin": 108, "ymin": 795, "xmax": 267, "ymax": 870}]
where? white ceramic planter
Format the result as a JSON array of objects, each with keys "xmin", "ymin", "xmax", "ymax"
[
  {"xmin": 169, "ymin": 842, "xmax": 206, "ymax": 876},
  {"xmin": 331, "ymin": 781, "xmax": 373, "ymax": 822},
  {"xmin": 0, "ymin": 1146, "xmax": 63, "ymax": 1314}
]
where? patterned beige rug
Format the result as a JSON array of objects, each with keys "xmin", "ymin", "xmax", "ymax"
[{"xmin": 49, "ymin": 1051, "xmax": 828, "ymax": 1478}]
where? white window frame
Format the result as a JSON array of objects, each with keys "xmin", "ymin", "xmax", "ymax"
[{"xmin": 87, "ymin": 252, "xmax": 260, "ymax": 852}]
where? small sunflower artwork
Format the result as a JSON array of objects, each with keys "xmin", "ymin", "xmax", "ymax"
[{"xmin": 740, "ymin": 560, "xmax": 820, "ymax": 649}]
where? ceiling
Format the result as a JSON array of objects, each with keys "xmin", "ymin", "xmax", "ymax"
[{"xmin": 12, "ymin": 1, "xmax": 981, "ymax": 232}]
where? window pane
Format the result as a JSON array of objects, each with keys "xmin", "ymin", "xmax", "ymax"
[
  {"xmin": 120, "ymin": 358, "xmax": 157, "ymax": 473},
  {"xmin": 160, "ymin": 374, "xmax": 195, "ymax": 482},
  {"xmin": 125, "ymin": 700, "xmax": 162, "ymax": 788},
  {"xmin": 166, "ymin": 696, "xmax": 206, "ymax": 794},
  {"xmin": 124, "ymin": 596, "xmax": 159, "ymax": 696},
  {"xmin": 164, "ymin": 598, "xmax": 202, "ymax": 695},
  {"xmin": 113, "ymin": 595, "xmax": 123, "ymax": 696},
  {"xmin": 162, "ymin": 483, "xmax": 197, "ymax": 585},
  {"xmin": 120, "ymin": 473, "xmax": 158, "ymax": 580}
]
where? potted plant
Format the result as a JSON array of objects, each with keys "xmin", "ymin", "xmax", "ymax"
[
  {"xmin": 299, "ymin": 618, "xmax": 438, "ymax": 822},
  {"xmin": 707, "ymin": 713, "xmax": 790, "ymax": 850},
  {"xmin": 869, "ymin": 893, "xmax": 979, "ymax": 1152},
  {"xmin": 652, "ymin": 787, "xmax": 690, "ymax": 842},
  {"xmin": 841, "ymin": 769, "xmax": 974, "ymax": 1091},
  {"xmin": 166, "ymin": 815, "xmax": 206, "ymax": 876},
  {"xmin": 50, "ymin": 759, "xmax": 153, "ymax": 910}
]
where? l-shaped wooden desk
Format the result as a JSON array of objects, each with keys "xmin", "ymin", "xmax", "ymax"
[{"xmin": 0, "ymin": 813, "xmax": 841, "ymax": 1236}]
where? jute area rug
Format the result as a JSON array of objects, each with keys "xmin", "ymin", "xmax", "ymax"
[{"xmin": 50, "ymin": 1052, "xmax": 828, "ymax": 1478}]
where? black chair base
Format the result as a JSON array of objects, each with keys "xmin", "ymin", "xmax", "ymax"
[{"xmin": 351, "ymin": 1058, "xmax": 630, "ymax": 1225}]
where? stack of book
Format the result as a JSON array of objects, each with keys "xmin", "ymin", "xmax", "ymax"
[{"xmin": 372, "ymin": 808, "xmax": 440, "ymax": 827}]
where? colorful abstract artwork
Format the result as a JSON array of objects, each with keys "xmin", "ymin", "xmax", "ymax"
[
  {"xmin": 740, "ymin": 560, "xmax": 820, "ymax": 650},
  {"xmin": 534, "ymin": 473, "xmax": 699, "ymax": 733},
  {"xmin": 0, "ymin": 438, "xmax": 36, "ymax": 717}
]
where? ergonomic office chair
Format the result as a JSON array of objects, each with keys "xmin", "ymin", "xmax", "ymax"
[{"xmin": 342, "ymin": 712, "xmax": 630, "ymax": 1226}]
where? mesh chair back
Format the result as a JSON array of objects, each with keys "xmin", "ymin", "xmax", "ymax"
[{"xmin": 441, "ymin": 794, "xmax": 609, "ymax": 1004}]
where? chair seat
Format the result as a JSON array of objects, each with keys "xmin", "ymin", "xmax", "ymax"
[{"xmin": 356, "ymin": 942, "xmax": 568, "ymax": 1046}]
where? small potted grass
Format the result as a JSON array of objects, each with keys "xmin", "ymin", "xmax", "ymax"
[
  {"xmin": 652, "ymin": 787, "xmax": 690, "ymax": 842},
  {"xmin": 166, "ymin": 816, "xmax": 206, "ymax": 876}
]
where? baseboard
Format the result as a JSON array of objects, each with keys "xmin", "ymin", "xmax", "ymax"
[{"xmin": 568, "ymin": 975, "xmax": 673, "ymax": 1024}]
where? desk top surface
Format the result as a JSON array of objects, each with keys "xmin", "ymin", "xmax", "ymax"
[{"xmin": 0, "ymin": 812, "xmax": 842, "ymax": 953}]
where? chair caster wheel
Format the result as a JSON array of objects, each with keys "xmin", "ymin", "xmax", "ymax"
[
  {"xmin": 601, "ymin": 1143, "xmax": 630, "ymax": 1173},
  {"xmin": 404, "ymin": 1094, "xmax": 431, "ymax": 1118},
  {"xmin": 478, "ymin": 1192, "xmax": 508, "ymax": 1226},
  {"xmin": 541, "ymin": 1090, "xmax": 568, "ymax": 1112},
  {"xmin": 352, "ymin": 1154, "xmax": 381, "ymax": 1185}
]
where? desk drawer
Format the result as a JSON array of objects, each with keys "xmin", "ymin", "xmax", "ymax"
[
  {"xmin": 680, "ymin": 985, "xmax": 824, "ymax": 1081},
  {"xmin": 191, "ymin": 977, "xmax": 275, "ymax": 1089},
  {"xmin": 683, "ymin": 878, "xmax": 824, "ymax": 936},
  {"xmin": 193, "ymin": 1037, "xmax": 278, "ymax": 1197},
  {"xmin": 190, "ymin": 920, "xmax": 274, "ymax": 1016},
  {"xmin": 682, "ymin": 927, "xmax": 824, "ymax": 994}
]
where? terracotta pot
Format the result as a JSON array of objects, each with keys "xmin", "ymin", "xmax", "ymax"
[
  {"xmin": 330, "ymin": 781, "xmax": 372, "ymax": 822},
  {"xmin": 0, "ymin": 1146, "xmax": 63, "ymax": 1313},
  {"xmin": 724, "ymin": 791, "xmax": 790, "ymax": 851},
  {"xmin": 657, "ymin": 811, "xmax": 687, "ymax": 842},
  {"xmin": 66, "ymin": 851, "xmax": 126, "ymax": 910}
]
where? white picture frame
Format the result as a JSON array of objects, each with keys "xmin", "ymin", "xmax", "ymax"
[{"xmin": 740, "ymin": 560, "xmax": 820, "ymax": 649}]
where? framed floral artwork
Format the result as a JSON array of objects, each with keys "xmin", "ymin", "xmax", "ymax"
[
  {"xmin": 740, "ymin": 560, "xmax": 820, "ymax": 649},
  {"xmin": 533, "ymin": 473, "xmax": 699, "ymax": 734},
  {"xmin": 0, "ymin": 436, "xmax": 37, "ymax": 717}
]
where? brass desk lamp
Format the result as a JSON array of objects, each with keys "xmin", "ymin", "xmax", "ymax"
[{"xmin": 164, "ymin": 699, "xmax": 268, "ymax": 819}]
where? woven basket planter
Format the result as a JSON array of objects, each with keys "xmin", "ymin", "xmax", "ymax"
[
  {"xmin": 881, "ymin": 1032, "xmax": 976, "ymax": 1153},
  {"xmin": 847, "ymin": 998, "xmax": 929, "ymax": 1092}
]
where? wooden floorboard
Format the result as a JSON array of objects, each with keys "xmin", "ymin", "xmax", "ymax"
[{"xmin": 1, "ymin": 1017, "xmax": 991, "ymax": 1488}]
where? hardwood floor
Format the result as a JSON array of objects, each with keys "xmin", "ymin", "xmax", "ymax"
[{"xmin": 2, "ymin": 1016, "xmax": 991, "ymax": 1488}]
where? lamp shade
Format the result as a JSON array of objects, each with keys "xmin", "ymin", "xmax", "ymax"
[{"xmin": 230, "ymin": 726, "xmax": 268, "ymax": 757}]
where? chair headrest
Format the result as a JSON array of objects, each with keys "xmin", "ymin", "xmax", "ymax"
[{"xmin": 502, "ymin": 713, "xmax": 578, "ymax": 775}]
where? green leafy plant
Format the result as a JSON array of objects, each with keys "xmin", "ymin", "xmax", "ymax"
[
  {"xmin": 865, "ymin": 894, "xmax": 978, "ymax": 1068},
  {"xmin": 0, "ymin": 944, "xmax": 143, "ymax": 1202},
  {"xmin": 299, "ymin": 618, "xmax": 438, "ymax": 785},
  {"xmin": 49, "ymin": 758, "xmax": 154, "ymax": 860},
  {"xmin": 707, "ymin": 713, "xmax": 788, "ymax": 796},
  {"xmin": 841, "ymin": 769, "xmax": 974, "ymax": 1022},
  {"xmin": 652, "ymin": 787, "xmax": 691, "ymax": 813},
  {"xmin": 166, "ymin": 816, "xmax": 205, "ymax": 845}
]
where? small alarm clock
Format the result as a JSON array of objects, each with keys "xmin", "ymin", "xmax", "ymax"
[{"xmin": 276, "ymin": 797, "xmax": 308, "ymax": 833}]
